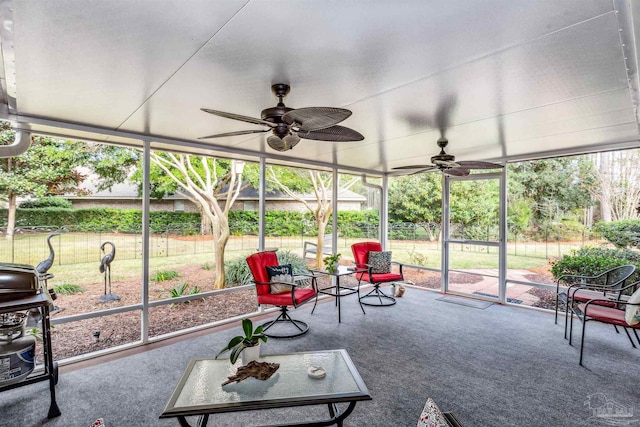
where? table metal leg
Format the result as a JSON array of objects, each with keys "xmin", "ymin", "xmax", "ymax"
[
  {"xmin": 336, "ymin": 277, "xmax": 341, "ymax": 323},
  {"xmin": 177, "ymin": 416, "xmax": 192, "ymax": 427},
  {"xmin": 42, "ymin": 305, "xmax": 61, "ymax": 418}
]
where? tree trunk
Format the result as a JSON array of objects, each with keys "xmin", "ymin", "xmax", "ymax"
[
  {"xmin": 200, "ymin": 211, "xmax": 213, "ymax": 235},
  {"xmin": 213, "ymin": 216, "xmax": 230, "ymax": 289},
  {"xmin": 6, "ymin": 190, "xmax": 16, "ymax": 241},
  {"xmin": 315, "ymin": 220, "xmax": 326, "ymax": 268}
]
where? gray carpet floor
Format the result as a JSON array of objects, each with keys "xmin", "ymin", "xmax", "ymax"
[{"xmin": 1, "ymin": 287, "xmax": 639, "ymax": 426}]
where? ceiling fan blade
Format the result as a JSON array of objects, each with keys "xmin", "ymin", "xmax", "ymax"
[
  {"xmin": 201, "ymin": 108, "xmax": 275, "ymax": 128},
  {"xmin": 456, "ymin": 160, "xmax": 503, "ymax": 170},
  {"xmin": 267, "ymin": 134, "xmax": 300, "ymax": 151},
  {"xmin": 283, "ymin": 107, "xmax": 352, "ymax": 131},
  {"xmin": 297, "ymin": 125, "xmax": 364, "ymax": 142},
  {"xmin": 392, "ymin": 164, "xmax": 436, "ymax": 171},
  {"xmin": 444, "ymin": 167, "xmax": 471, "ymax": 177},
  {"xmin": 198, "ymin": 129, "xmax": 269, "ymax": 139}
]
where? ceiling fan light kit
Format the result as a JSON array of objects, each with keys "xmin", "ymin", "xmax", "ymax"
[{"xmin": 200, "ymin": 84, "xmax": 364, "ymax": 152}]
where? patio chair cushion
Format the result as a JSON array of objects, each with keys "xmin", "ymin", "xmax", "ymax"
[
  {"xmin": 571, "ymin": 289, "xmax": 618, "ymax": 306},
  {"xmin": 624, "ymin": 288, "xmax": 640, "ymax": 325},
  {"xmin": 266, "ymin": 264, "xmax": 294, "ymax": 294},
  {"xmin": 369, "ymin": 251, "xmax": 392, "ymax": 274},
  {"xmin": 417, "ymin": 397, "xmax": 449, "ymax": 427},
  {"xmin": 257, "ymin": 288, "xmax": 316, "ymax": 306},
  {"xmin": 578, "ymin": 303, "xmax": 631, "ymax": 327}
]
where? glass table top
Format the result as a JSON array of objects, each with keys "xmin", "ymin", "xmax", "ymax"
[
  {"xmin": 161, "ymin": 349, "xmax": 370, "ymax": 417},
  {"xmin": 309, "ymin": 266, "xmax": 361, "ymax": 277}
]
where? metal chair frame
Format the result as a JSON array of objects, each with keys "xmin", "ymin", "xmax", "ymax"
[
  {"xmin": 569, "ymin": 298, "xmax": 640, "ymax": 366},
  {"xmin": 554, "ymin": 265, "xmax": 636, "ymax": 336}
]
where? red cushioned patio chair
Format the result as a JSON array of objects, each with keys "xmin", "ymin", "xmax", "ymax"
[
  {"xmin": 351, "ymin": 241, "xmax": 404, "ymax": 307},
  {"xmin": 568, "ymin": 286, "xmax": 640, "ymax": 366},
  {"xmin": 555, "ymin": 264, "xmax": 636, "ymax": 339},
  {"xmin": 246, "ymin": 251, "xmax": 317, "ymax": 338}
]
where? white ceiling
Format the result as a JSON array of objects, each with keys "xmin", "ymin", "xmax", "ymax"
[{"xmin": 1, "ymin": 0, "xmax": 640, "ymax": 174}]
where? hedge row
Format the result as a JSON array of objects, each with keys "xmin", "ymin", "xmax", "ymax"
[
  {"xmin": 550, "ymin": 246, "xmax": 640, "ymax": 284},
  {"xmin": 0, "ymin": 207, "xmax": 380, "ymax": 237}
]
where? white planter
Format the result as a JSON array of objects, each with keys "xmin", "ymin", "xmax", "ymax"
[{"xmin": 241, "ymin": 343, "xmax": 261, "ymax": 365}]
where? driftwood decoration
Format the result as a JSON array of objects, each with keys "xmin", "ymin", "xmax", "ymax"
[{"xmin": 222, "ymin": 361, "xmax": 280, "ymax": 386}]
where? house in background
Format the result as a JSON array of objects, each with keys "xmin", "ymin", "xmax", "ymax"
[{"xmin": 64, "ymin": 179, "xmax": 366, "ymax": 213}]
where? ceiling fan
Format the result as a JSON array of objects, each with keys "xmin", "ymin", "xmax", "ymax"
[
  {"xmin": 199, "ymin": 83, "xmax": 364, "ymax": 151},
  {"xmin": 393, "ymin": 95, "xmax": 502, "ymax": 176},
  {"xmin": 392, "ymin": 137, "xmax": 503, "ymax": 176}
]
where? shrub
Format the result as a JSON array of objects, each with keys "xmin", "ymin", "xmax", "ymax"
[
  {"xmin": 169, "ymin": 282, "xmax": 200, "ymax": 298},
  {"xmin": 19, "ymin": 197, "xmax": 72, "ymax": 209},
  {"xmin": 224, "ymin": 254, "xmax": 254, "ymax": 287},
  {"xmin": 550, "ymin": 246, "xmax": 640, "ymax": 282},
  {"xmin": 224, "ymin": 250, "xmax": 310, "ymax": 287},
  {"xmin": 595, "ymin": 220, "xmax": 640, "ymax": 249},
  {"xmin": 53, "ymin": 283, "xmax": 83, "ymax": 295},
  {"xmin": 152, "ymin": 270, "xmax": 179, "ymax": 282}
]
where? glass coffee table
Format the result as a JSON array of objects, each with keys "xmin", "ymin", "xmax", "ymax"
[
  {"xmin": 160, "ymin": 349, "xmax": 371, "ymax": 427},
  {"xmin": 309, "ymin": 266, "xmax": 366, "ymax": 323}
]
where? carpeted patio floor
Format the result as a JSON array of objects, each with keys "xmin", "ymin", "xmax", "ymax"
[{"xmin": 1, "ymin": 286, "xmax": 638, "ymax": 426}]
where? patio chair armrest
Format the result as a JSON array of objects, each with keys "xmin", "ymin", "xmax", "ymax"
[
  {"xmin": 557, "ymin": 273, "xmax": 599, "ymax": 286},
  {"xmin": 566, "ymin": 282, "xmax": 614, "ymax": 298}
]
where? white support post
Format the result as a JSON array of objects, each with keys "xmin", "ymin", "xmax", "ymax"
[
  {"xmin": 258, "ymin": 158, "xmax": 266, "ymax": 252},
  {"xmin": 381, "ymin": 175, "xmax": 389, "ymax": 250},
  {"xmin": 141, "ymin": 140, "xmax": 151, "ymax": 343},
  {"xmin": 332, "ymin": 169, "xmax": 338, "ymax": 254},
  {"xmin": 498, "ymin": 167, "xmax": 508, "ymax": 304},
  {"xmin": 441, "ymin": 175, "xmax": 450, "ymax": 293}
]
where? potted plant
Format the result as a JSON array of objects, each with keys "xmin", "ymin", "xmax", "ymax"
[
  {"xmin": 216, "ymin": 318, "xmax": 268, "ymax": 365},
  {"xmin": 323, "ymin": 253, "xmax": 341, "ymax": 273}
]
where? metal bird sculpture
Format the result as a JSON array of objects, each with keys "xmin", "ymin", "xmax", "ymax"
[
  {"xmin": 35, "ymin": 233, "xmax": 61, "ymax": 276},
  {"xmin": 99, "ymin": 242, "xmax": 119, "ymax": 302}
]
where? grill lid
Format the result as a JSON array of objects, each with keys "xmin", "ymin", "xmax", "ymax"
[{"xmin": 0, "ymin": 263, "xmax": 40, "ymax": 302}]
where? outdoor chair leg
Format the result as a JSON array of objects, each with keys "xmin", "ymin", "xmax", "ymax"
[
  {"xmin": 579, "ymin": 319, "xmax": 588, "ymax": 367},
  {"xmin": 569, "ymin": 307, "xmax": 575, "ymax": 346},
  {"xmin": 311, "ymin": 293, "xmax": 319, "ymax": 314},
  {"xmin": 564, "ymin": 297, "xmax": 572, "ymax": 340},
  {"xmin": 614, "ymin": 325, "xmax": 620, "ymax": 334},
  {"xmin": 622, "ymin": 327, "xmax": 637, "ymax": 348},
  {"xmin": 555, "ymin": 293, "xmax": 559, "ymax": 325},
  {"xmin": 633, "ymin": 329, "xmax": 640, "ymax": 347}
]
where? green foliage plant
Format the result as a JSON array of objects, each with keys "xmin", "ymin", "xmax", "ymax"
[
  {"xmin": 170, "ymin": 282, "xmax": 190, "ymax": 298},
  {"xmin": 323, "ymin": 253, "xmax": 341, "ymax": 272},
  {"xmin": 215, "ymin": 318, "xmax": 268, "ymax": 364},
  {"xmin": 152, "ymin": 270, "xmax": 179, "ymax": 282},
  {"xmin": 19, "ymin": 197, "xmax": 72, "ymax": 209},
  {"xmin": 408, "ymin": 250, "xmax": 428, "ymax": 267},
  {"xmin": 595, "ymin": 220, "xmax": 640, "ymax": 249},
  {"xmin": 169, "ymin": 282, "xmax": 201, "ymax": 298},
  {"xmin": 224, "ymin": 250, "xmax": 310, "ymax": 287},
  {"xmin": 550, "ymin": 246, "xmax": 640, "ymax": 283},
  {"xmin": 53, "ymin": 283, "xmax": 83, "ymax": 295},
  {"xmin": 224, "ymin": 254, "xmax": 254, "ymax": 287}
]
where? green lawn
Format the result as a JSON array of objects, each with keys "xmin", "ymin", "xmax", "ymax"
[{"xmin": 0, "ymin": 232, "xmax": 581, "ymax": 288}]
